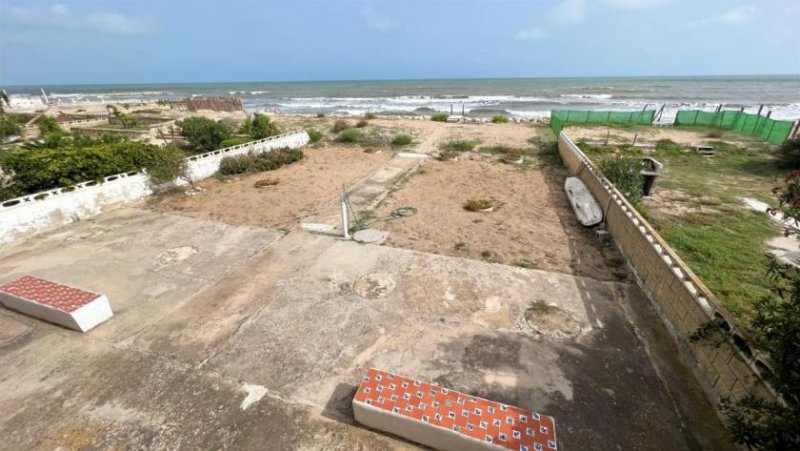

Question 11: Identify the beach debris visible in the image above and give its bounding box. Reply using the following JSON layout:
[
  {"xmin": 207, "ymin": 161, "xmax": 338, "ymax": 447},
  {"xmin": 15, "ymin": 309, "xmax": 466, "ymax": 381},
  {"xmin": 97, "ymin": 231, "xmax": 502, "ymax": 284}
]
[
  {"xmin": 184, "ymin": 186, "xmax": 206, "ymax": 196},
  {"xmin": 254, "ymin": 177, "xmax": 279, "ymax": 188},
  {"xmin": 352, "ymin": 272, "xmax": 396, "ymax": 299},
  {"xmin": 463, "ymin": 198, "xmax": 496, "ymax": 212}
]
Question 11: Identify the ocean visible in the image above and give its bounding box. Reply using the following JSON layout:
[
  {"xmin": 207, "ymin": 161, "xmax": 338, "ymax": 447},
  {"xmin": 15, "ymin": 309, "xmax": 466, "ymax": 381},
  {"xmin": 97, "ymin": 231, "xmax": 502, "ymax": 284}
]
[{"xmin": 4, "ymin": 76, "xmax": 800, "ymax": 121}]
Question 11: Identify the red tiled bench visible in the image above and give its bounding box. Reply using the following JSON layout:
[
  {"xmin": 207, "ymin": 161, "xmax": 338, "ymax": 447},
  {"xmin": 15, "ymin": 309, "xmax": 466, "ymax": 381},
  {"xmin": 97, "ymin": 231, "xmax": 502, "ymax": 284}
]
[
  {"xmin": 353, "ymin": 368, "xmax": 557, "ymax": 451},
  {"xmin": 0, "ymin": 275, "xmax": 113, "ymax": 332}
]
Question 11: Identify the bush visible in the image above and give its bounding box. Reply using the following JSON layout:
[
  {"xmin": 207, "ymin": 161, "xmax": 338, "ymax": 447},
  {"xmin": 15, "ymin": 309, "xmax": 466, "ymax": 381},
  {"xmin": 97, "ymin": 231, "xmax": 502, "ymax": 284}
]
[
  {"xmin": 491, "ymin": 115, "xmax": 510, "ymax": 124},
  {"xmin": 598, "ymin": 155, "xmax": 644, "ymax": 206},
  {"xmin": 364, "ymin": 112, "xmax": 378, "ymax": 120},
  {"xmin": 0, "ymin": 116, "xmax": 22, "ymax": 140},
  {"xmin": 0, "ymin": 141, "xmax": 188, "ymax": 200},
  {"xmin": 440, "ymin": 140, "xmax": 477, "ymax": 152},
  {"xmin": 307, "ymin": 129, "xmax": 323, "ymax": 143},
  {"xmin": 331, "ymin": 119, "xmax": 350, "ymax": 133},
  {"xmin": 356, "ymin": 119, "xmax": 369, "ymax": 128},
  {"xmin": 316, "ymin": 112, "xmax": 326, "ymax": 118},
  {"xmin": 431, "ymin": 113, "xmax": 449, "ymax": 122},
  {"xmin": 176, "ymin": 116, "xmax": 232, "ymax": 152},
  {"xmin": 337, "ymin": 128, "xmax": 361, "ymax": 143},
  {"xmin": 36, "ymin": 116, "xmax": 63, "ymax": 136},
  {"xmin": 778, "ymin": 138, "xmax": 800, "ymax": 168},
  {"xmin": 240, "ymin": 113, "xmax": 280, "ymax": 140},
  {"xmin": 218, "ymin": 147, "xmax": 304, "ymax": 176},
  {"xmin": 218, "ymin": 136, "xmax": 255, "ymax": 148},
  {"xmin": 392, "ymin": 134, "xmax": 413, "ymax": 146}
]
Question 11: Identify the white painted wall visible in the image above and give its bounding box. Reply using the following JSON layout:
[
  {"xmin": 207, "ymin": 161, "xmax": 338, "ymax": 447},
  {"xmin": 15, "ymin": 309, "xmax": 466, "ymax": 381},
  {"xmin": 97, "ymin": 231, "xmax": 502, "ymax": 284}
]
[{"xmin": 0, "ymin": 131, "xmax": 309, "ymax": 244}]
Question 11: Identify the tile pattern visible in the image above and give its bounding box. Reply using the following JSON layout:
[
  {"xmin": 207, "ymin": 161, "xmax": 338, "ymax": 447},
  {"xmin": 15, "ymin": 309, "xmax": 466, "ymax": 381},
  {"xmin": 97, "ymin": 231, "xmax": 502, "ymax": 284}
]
[
  {"xmin": 354, "ymin": 368, "xmax": 557, "ymax": 451},
  {"xmin": 0, "ymin": 276, "xmax": 100, "ymax": 313}
]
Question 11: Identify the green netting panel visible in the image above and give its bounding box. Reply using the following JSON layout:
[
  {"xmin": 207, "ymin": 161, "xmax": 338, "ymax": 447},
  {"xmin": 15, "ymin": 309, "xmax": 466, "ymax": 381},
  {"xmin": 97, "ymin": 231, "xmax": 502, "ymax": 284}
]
[
  {"xmin": 550, "ymin": 109, "xmax": 655, "ymax": 135},
  {"xmin": 676, "ymin": 109, "xmax": 796, "ymax": 144}
]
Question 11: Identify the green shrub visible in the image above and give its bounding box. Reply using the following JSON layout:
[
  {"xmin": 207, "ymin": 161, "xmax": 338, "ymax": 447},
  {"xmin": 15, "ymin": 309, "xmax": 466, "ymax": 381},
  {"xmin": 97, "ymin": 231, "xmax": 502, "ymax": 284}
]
[
  {"xmin": 392, "ymin": 134, "xmax": 413, "ymax": 146},
  {"xmin": 0, "ymin": 141, "xmax": 188, "ymax": 200},
  {"xmin": 491, "ymin": 115, "xmax": 510, "ymax": 124},
  {"xmin": 779, "ymin": 138, "xmax": 800, "ymax": 168},
  {"xmin": 239, "ymin": 113, "xmax": 280, "ymax": 140},
  {"xmin": 364, "ymin": 112, "xmax": 378, "ymax": 120},
  {"xmin": 0, "ymin": 116, "xmax": 22, "ymax": 140},
  {"xmin": 431, "ymin": 113, "xmax": 449, "ymax": 122},
  {"xmin": 356, "ymin": 119, "xmax": 369, "ymax": 128},
  {"xmin": 598, "ymin": 155, "xmax": 644, "ymax": 206},
  {"xmin": 218, "ymin": 147, "xmax": 304, "ymax": 175},
  {"xmin": 219, "ymin": 136, "xmax": 255, "ymax": 148},
  {"xmin": 316, "ymin": 112, "xmax": 326, "ymax": 118},
  {"xmin": 176, "ymin": 116, "xmax": 232, "ymax": 152},
  {"xmin": 35, "ymin": 116, "xmax": 63, "ymax": 136},
  {"xmin": 440, "ymin": 140, "xmax": 477, "ymax": 152},
  {"xmin": 307, "ymin": 129, "xmax": 323, "ymax": 143},
  {"xmin": 337, "ymin": 128, "xmax": 362, "ymax": 143},
  {"xmin": 331, "ymin": 119, "xmax": 351, "ymax": 133}
]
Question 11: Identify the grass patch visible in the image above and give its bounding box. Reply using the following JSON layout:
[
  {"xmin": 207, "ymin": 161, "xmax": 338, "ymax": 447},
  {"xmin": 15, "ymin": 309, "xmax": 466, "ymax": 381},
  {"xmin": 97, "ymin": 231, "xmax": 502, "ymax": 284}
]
[
  {"xmin": 491, "ymin": 115, "xmax": 510, "ymax": 124},
  {"xmin": 464, "ymin": 199, "xmax": 495, "ymax": 211},
  {"xmin": 337, "ymin": 128, "xmax": 362, "ymax": 143},
  {"xmin": 431, "ymin": 113, "xmax": 449, "ymax": 122},
  {"xmin": 391, "ymin": 134, "xmax": 413, "ymax": 146},
  {"xmin": 655, "ymin": 210, "xmax": 780, "ymax": 324},
  {"xmin": 218, "ymin": 136, "xmax": 255, "ymax": 148},
  {"xmin": 440, "ymin": 140, "xmax": 478, "ymax": 152},
  {"xmin": 356, "ymin": 119, "xmax": 369, "ymax": 128},
  {"xmin": 363, "ymin": 112, "xmax": 378, "ymax": 120},
  {"xmin": 528, "ymin": 299, "xmax": 552, "ymax": 314}
]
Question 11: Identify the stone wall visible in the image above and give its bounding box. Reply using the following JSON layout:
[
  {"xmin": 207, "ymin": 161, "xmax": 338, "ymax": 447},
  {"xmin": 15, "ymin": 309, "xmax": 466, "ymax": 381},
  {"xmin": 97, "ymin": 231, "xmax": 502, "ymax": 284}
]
[
  {"xmin": 557, "ymin": 131, "xmax": 775, "ymax": 407},
  {"xmin": 0, "ymin": 131, "xmax": 309, "ymax": 244}
]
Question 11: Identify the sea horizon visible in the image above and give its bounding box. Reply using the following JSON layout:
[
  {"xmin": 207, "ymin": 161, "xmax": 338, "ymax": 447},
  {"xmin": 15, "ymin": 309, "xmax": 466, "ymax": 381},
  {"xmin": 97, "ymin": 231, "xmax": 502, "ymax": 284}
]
[{"xmin": 4, "ymin": 74, "xmax": 800, "ymax": 121}]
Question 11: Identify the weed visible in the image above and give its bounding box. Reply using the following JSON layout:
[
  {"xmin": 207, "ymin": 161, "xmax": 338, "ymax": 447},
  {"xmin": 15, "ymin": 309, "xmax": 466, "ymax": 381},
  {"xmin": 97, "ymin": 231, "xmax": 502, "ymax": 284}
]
[
  {"xmin": 356, "ymin": 119, "xmax": 369, "ymax": 128},
  {"xmin": 337, "ymin": 128, "xmax": 362, "ymax": 143},
  {"xmin": 316, "ymin": 112, "xmax": 326, "ymax": 118},
  {"xmin": 480, "ymin": 250, "xmax": 498, "ymax": 262},
  {"xmin": 528, "ymin": 299, "xmax": 551, "ymax": 314},
  {"xmin": 363, "ymin": 112, "xmax": 378, "ymax": 120},
  {"xmin": 307, "ymin": 129, "xmax": 323, "ymax": 143},
  {"xmin": 331, "ymin": 119, "xmax": 350, "ymax": 133},
  {"xmin": 440, "ymin": 140, "xmax": 478, "ymax": 152},
  {"xmin": 516, "ymin": 260, "xmax": 536, "ymax": 269},
  {"xmin": 454, "ymin": 242, "xmax": 468, "ymax": 251},
  {"xmin": 392, "ymin": 134, "xmax": 413, "ymax": 146},
  {"xmin": 491, "ymin": 115, "xmax": 510, "ymax": 124},
  {"xmin": 254, "ymin": 177, "xmax": 279, "ymax": 188},
  {"xmin": 431, "ymin": 113, "xmax": 449, "ymax": 122},
  {"xmin": 218, "ymin": 147, "xmax": 303, "ymax": 176}
]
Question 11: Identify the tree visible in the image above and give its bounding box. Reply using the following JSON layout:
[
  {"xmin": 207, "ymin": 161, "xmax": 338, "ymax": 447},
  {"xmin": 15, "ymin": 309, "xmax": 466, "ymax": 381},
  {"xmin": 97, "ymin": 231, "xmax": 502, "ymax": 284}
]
[
  {"xmin": 176, "ymin": 116, "xmax": 231, "ymax": 152},
  {"xmin": 0, "ymin": 115, "xmax": 21, "ymax": 141},
  {"xmin": 723, "ymin": 171, "xmax": 800, "ymax": 449},
  {"xmin": 106, "ymin": 105, "xmax": 138, "ymax": 130}
]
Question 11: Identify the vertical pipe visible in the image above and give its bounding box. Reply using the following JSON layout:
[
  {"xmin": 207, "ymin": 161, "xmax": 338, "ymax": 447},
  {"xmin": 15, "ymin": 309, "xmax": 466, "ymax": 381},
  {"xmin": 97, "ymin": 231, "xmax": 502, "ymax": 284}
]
[{"xmin": 341, "ymin": 187, "xmax": 350, "ymax": 239}]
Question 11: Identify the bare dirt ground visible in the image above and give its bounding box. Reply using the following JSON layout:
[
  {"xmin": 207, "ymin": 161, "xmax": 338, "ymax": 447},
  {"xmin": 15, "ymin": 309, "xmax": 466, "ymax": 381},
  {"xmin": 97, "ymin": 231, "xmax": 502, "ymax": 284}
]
[
  {"xmin": 374, "ymin": 154, "xmax": 627, "ymax": 281},
  {"xmin": 148, "ymin": 146, "xmax": 392, "ymax": 229}
]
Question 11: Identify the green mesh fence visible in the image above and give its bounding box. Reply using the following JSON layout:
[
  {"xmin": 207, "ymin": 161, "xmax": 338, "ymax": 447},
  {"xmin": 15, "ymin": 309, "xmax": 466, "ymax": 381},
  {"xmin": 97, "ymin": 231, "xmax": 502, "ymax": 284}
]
[
  {"xmin": 549, "ymin": 110, "xmax": 656, "ymax": 135},
  {"xmin": 675, "ymin": 110, "xmax": 796, "ymax": 145}
]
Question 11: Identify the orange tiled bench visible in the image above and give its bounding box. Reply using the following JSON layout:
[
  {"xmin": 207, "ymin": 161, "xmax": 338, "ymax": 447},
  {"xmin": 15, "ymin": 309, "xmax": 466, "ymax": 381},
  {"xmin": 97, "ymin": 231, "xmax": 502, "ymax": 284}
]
[
  {"xmin": 353, "ymin": 368, "xmax": 557, "ymax": 451},
  {"xmin": 0, "ymin": 276, "xmax": 113, "ymax": 332}
]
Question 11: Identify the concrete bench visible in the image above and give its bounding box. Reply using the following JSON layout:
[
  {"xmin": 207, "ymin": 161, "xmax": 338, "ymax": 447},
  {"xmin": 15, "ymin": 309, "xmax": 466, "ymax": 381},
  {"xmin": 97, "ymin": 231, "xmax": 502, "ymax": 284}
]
[
  {"xmin": 353, "ymin": 368, "xmax": 557, "ymax": 451},
  {"xmin": 0, "ymin": 275, "xmax": 113, "ymax": 332}
]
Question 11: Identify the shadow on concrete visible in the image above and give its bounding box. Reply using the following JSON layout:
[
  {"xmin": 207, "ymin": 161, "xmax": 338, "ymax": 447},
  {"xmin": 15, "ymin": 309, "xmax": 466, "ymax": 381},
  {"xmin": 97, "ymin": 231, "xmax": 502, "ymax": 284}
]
[
  {"xmin": 539, "ymin": 155, "xmax": 734, "ymax": 450},
  {"xmin": 321, "ymin": 382, "xmax": 358, "ymax": 423}
]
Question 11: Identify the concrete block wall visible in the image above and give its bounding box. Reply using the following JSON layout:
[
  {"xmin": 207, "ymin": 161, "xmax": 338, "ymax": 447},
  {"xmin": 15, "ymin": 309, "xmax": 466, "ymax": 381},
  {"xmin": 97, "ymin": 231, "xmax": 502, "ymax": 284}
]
[
  {"xmin": 557, "ymin": 132, "xmax": 775, "ymax": 407},
  {"xmin": 0, "ymin": 131, "xmax": 310, "ymax": 244}
]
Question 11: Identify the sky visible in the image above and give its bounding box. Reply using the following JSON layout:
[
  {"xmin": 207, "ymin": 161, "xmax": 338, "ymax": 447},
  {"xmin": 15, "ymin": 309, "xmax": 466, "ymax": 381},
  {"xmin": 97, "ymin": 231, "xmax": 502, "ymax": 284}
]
[{"xmin": 1, "ymin": 0, "xmax": 799, "ymax": 85}]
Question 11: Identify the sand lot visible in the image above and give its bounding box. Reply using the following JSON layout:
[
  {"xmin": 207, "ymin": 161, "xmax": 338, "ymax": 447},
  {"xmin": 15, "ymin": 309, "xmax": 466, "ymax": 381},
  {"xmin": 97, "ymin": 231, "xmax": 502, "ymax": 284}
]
[
  {"xmin": 148, "ymin": 146, "xmax": 392, "ymax": 229},
  {"xmin": 374, "ymin": 155, "xmax": 626, "ymax": 281}
]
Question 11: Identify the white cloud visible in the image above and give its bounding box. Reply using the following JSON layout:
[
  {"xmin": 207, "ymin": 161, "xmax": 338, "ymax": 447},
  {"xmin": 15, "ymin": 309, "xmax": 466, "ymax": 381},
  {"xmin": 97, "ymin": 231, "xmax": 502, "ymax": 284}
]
[
  {"xmin": 361, "ymin": 5, "xmax": 395, "ymax": 33},
  {"xmin": 687, "ymin": 4, "xmax": 756, "ymax": 27},
  {"xmin": 606, "ymin": 0, "xmax": 671, "ymax": 9},
  {"xmin": 515, "ymin": 27, "xmax": 550, "ymax": 42},
  {"xmin": 5, "ymin": 3, "xmax": 151, "ymax": 36}
]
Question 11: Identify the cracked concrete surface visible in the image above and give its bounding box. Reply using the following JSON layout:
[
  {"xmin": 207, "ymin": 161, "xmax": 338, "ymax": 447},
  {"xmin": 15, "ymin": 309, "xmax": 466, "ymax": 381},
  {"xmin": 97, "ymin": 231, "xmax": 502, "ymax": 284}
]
[{"xmin": 0, "ymin": 207, "xmax": 731, "ymax": 450}]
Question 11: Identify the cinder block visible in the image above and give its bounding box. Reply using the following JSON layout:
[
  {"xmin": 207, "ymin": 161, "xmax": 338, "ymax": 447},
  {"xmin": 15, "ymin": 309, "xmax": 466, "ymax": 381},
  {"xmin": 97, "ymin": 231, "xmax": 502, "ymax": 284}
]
[
  {"xmin": 353, "ymin": 369, "xmax": 557, "ymax": 451},
  {"xmin": 0, "ymin": 275, "xmax": 113, "ymax": 332}
]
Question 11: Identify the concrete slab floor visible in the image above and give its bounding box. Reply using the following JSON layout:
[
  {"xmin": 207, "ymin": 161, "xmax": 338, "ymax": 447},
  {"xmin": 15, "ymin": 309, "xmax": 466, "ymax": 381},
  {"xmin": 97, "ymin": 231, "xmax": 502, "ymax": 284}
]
[{"xmin": 0, "ymin": 207, "xmax": 731, "ymax": 450}]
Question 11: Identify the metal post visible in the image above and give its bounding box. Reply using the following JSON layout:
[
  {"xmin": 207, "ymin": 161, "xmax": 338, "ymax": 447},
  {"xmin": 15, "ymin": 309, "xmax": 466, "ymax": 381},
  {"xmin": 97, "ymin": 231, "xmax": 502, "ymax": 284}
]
[{"xmin": 341, "ymin": 186, "xmax": 350, "ymax": 239}]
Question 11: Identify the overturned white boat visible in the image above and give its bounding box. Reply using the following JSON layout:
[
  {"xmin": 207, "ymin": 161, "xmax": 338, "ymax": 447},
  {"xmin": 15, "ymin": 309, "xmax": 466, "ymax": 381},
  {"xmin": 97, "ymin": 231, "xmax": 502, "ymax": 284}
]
[{"xmin": 564, "ymin": 176, "xmax": 603, "ymax": 227}]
